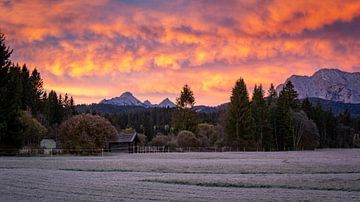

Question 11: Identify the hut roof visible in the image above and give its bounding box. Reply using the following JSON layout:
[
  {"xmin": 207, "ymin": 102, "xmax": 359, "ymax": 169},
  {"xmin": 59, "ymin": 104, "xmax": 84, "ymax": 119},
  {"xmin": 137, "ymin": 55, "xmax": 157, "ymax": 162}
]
[
  {"xmin": 40, "ymin": 139, "xmax": 56, "ymax": 149},
  {"xmin": 113, "ymin": 132, "xmax": 138, "ymax": 143}
]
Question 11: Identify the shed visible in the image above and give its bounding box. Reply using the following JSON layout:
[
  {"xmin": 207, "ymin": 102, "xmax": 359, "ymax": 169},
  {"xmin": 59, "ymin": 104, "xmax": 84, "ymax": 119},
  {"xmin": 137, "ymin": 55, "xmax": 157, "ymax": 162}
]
[
  {"xmin": 40, "ymin": 139, "xmax": 56, "ymax": 155},
  {"xmin": 109, "ymin": 132, "xmax": 139, "ymax": 153}
]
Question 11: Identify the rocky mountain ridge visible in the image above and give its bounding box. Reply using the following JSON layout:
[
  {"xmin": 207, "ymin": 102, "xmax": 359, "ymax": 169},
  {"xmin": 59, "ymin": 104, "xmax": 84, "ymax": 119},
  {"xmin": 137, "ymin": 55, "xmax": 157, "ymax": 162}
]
[
  {"xmin": 276, "ymin": 68, "xmax": 360, "ymax": 103},
  {"xmin": 100, "ymin": 92, "xmax": 176, "ymax": 108}
]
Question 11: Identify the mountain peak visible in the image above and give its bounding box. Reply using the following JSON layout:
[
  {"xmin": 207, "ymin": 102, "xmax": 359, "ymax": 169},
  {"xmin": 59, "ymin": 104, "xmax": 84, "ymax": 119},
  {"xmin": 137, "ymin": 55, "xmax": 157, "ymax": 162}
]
[
  {"xmin": 100, "ymin": 91, "xmax": 143, "ymax": 106},
  {"xmin": 276, "ymin": 68, "xmax": 360, "ymax": 103},
  {"xmin": 158, "ymin": 98, "xmax": 176, "ymax": 108},
  {"xmin": 100, "ymin": 92, "xmax": 177, "ymax": 108},
  {"xmin": 143, "ymin": 100, "xmax": 153, "ymax": 108},
  {"xmin": 120, "ymin": 91, "xmax": 134, "ymax": 97}
]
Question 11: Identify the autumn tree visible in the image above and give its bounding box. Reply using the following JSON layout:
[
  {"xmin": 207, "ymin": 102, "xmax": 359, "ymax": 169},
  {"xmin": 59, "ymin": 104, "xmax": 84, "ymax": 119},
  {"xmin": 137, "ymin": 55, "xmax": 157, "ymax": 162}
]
[
  {"xmin": 19, "ymin": 111, "xmax": 47, "ymax": 148},
  {"xmin": 59, "ymin": 114, "xmax": 117, "ymax": 151},
  {"xmin": 292, "ymin": 111, "xmax": 319, "ymax": 150},
  {"xmin": 177, "ymin": 130, "xmax": 200, "ymax": 148}
]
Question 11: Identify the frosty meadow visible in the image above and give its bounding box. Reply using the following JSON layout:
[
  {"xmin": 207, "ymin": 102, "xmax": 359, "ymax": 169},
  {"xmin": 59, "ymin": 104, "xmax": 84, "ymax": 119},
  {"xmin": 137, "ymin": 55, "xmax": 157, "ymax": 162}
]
[{"xmin": 0, "ymin": 149, "xmax": 359, "ymax": 201}]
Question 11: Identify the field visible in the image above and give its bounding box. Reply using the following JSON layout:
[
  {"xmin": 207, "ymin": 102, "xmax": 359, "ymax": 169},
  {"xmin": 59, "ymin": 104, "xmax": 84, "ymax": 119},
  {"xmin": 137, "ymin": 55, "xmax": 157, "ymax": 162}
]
[{"xmin": 0, "ymin": 149, "xmax": 360, "ymax": 201}]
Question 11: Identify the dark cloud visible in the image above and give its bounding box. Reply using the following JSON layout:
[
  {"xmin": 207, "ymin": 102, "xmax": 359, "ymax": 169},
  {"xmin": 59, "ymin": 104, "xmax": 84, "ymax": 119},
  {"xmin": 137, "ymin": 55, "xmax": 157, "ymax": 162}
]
[{"xmin": 302, "ymin": 16, "xmax": 360, "ymax": 39}]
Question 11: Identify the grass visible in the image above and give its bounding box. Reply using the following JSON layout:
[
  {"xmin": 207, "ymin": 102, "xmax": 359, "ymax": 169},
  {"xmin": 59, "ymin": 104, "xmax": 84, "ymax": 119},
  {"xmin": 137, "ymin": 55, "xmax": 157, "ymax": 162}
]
[{"xmin": 143, "ymin": 179, "xmax": 360, "ymax": 192}]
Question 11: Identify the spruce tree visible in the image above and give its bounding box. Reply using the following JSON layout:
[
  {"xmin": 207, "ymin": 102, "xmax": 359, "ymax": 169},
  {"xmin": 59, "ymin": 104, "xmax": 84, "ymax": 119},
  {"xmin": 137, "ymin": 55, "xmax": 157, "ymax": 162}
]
[
  {"xmin": 20, "ymin": 64, "xmax": 31, "ymax": 110},
  {"xmin": 276, "ymin": 81, "xmax": 299, "ymax": 150},
  {"xmin": 0, "ymin": 34, "xmax": 25, "ymax": 149},
  {"xmin": 301, "ymin": 98, "xmax": 313, "ymax": 117},
  {"xmin": 176, "ymin": 84, "xmax": 195, "ymax": 109},
  {"xmin": 29, "ymin": 68, "xmax": 44, "ymax": 116},
  {"xmin": 0, "ymin": 33, "xmax": 12, "ymax": 140},
  {"xmin": 225, "ymin": 78, "xmax": 255, "ymax": 148},
  {"xmin": 251, "ymin": 84, "xmax": 269, "ymax": 150},
  {"xmin": 267, "ymin": 83, "xmax": 277, "ymax": 105},
  {"xmin": 171, "ymin": 85, "xmax": 198, "ymax": 133},
  {"xmin": 267, "ymin": 83, "xmax": 278, "ymax": 150}
]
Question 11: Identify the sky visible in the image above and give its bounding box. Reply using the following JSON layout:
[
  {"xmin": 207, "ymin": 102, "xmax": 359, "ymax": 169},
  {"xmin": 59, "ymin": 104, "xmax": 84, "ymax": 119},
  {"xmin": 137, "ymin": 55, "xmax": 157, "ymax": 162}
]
[{"xmin": 1, "ymin": 0, "xmax": 360, "ymax": 106}]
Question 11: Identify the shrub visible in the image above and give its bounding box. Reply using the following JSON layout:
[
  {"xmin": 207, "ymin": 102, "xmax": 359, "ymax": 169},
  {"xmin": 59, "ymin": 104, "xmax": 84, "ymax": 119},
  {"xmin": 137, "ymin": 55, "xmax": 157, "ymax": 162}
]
[
  {"xmin": 59, "ymin": 114, "xmax": 117, "ymax": 150},
  {"xmin": 150, "ymin": 133, "xmax": 169, "ymax": 146},
  {"xmin": 137, "ymin": 133, "xmax": 146, "ymax": 146},
  {"xmin": 19, "ymin": 111, "xmax": 47, "ymax": 148},
  {"xmin": 177, "ymin": 130, "xmax": 200, "ymax": 148}
]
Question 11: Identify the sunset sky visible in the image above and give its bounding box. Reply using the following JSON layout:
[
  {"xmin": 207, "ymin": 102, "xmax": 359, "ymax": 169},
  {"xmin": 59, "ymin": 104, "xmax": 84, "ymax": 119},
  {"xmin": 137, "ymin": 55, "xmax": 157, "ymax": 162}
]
[{"xmin": 1, "ymin": 0, "xmax": 360, "ymax": 106}]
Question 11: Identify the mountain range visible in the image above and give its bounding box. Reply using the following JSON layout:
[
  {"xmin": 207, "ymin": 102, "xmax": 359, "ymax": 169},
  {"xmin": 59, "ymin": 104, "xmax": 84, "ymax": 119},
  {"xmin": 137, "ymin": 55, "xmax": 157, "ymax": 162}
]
[
  {"xmin": 276, "ymin": 68, "xmax": 360, "ymax": 103},
  {"xmin": 76, "ymin": 68, "xmax": 360, "ymax": 116},
  {"xmin": 100, "ymin": 92, "xmax": 176, "ymax": 108}
]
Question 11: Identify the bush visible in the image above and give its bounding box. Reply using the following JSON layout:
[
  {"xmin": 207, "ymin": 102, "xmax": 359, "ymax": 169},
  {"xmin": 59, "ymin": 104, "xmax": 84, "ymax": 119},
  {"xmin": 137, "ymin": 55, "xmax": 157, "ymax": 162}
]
[
  {"xmin": 59, "ymin": 114, "xmax": 117, "ymax": 150},
  {"xmin": 197, "ymin": 123, "xmax": 221, "ymax": 147},
  {"xmin": 19, "ymin": 111, "xmax": 47, "ymax": 148},
  {"xmin": 177, "ymin": 130, "xmax": 200, "ymax": 148},
  {"xmin": 137, "ymin": 133, "xmax": 146, "ymax": 146},
  {"xmin": 150, "ymin": 134, "xmax": 169, "ymax": 146},
  {"xmin": 292, "ymin": 111, "xmax": 319, "ymax": 150}
]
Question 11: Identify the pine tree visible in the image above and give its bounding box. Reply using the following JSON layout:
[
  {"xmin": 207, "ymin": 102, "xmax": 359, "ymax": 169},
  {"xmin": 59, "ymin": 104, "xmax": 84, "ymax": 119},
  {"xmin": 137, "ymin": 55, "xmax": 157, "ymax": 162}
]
[
  {"xmin": 20, "ymin": 64, "xmax": 31, "ymax": 110},
  {"xmin": 267, "ymin": 83, "xmax": 277, "ymax": 105},
  {"xmin": 267, "ymin": 83, "xmax": 278, "ymax": 150},
  {"xmin": 1, "ymin": 65, "xmax": 25, "ymax": 149},
  {"xmin": 171, "ymin": 85, "xmax": 198, "ymax": 133},
  {"xmin": 251, "ymin": 84, "xmax": 269, "ymax": 150},
  {"xmin": 0, "ymin": 34, "xmax": 25, "ymax": 149},
  {"xmin": 301, "ymin": 98, "xmax": 313, "ymax": 117},
  {"xmin": 0, "ymin": 33, "xmax": 13, "ymax": 140},
  {"xmin": 225, "ymin": 78, "xmax": 255, "ymax": 148},
  {"xmin": 176, "ymin": 84, "xmax": 195, "ymax": 109},
  {"xmin": 339, "ymin": 109, "xmax": 351, "ymax": 127},
  {"xmin": 46, "ymin": 90, "xmax": 63, "ymax": 126},
  {"xmin": 276, "ymin": 81, "xmax": 299, "ymax": 150},
  {"xmin": 29, "ymin": 68, "xmax": 44, "ymax": 116}
]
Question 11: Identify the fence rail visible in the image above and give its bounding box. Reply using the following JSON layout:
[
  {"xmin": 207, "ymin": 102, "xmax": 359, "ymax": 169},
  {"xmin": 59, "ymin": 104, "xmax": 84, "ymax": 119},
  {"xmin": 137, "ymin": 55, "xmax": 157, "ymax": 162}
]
[{"xmin": 0, "ymin": 146, "xmax": 295, "ymax": 156}]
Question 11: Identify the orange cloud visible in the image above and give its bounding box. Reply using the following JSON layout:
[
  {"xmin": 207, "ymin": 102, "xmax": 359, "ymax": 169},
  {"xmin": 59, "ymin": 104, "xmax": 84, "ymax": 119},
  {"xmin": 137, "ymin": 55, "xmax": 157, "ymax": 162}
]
[{"xmin": 1, "ymin": 0, "xmax": 360, "ymax": 105}]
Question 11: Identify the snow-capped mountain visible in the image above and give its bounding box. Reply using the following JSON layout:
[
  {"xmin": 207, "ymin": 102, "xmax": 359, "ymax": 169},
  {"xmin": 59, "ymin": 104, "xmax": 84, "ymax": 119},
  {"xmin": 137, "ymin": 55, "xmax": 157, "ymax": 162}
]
[
  {"xmin": 100, "ymin": 92, "xmax": 176, "ymax": 108},
  {"xmin": 143, "ymin": 100, "xmax": 153, "ymax": 108},
  {"xmin": 276, "ymin": 68, "xmax": 360, "ymax": 103},
  {"xmin": 158, "ymin": 98, "xmax": 177, "ymax": 108},
  {"xmin": 100, "ymin": 92, "xmax": 144, "ymax": 106}
]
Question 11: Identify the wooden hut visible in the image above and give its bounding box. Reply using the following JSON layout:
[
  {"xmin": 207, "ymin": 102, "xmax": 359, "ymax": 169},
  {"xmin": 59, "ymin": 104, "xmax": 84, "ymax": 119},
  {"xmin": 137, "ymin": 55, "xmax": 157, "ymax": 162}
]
[{"xmin": 109, "ymin": 132, "xmax": 139, "ymax": 153}]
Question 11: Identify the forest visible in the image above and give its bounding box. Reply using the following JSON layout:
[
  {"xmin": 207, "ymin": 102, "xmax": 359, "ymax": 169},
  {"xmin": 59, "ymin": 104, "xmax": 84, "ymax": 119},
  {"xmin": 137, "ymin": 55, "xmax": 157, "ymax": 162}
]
[{"xmin": 1, "ymin": 32, "xmax": 359, "ymax": 153}]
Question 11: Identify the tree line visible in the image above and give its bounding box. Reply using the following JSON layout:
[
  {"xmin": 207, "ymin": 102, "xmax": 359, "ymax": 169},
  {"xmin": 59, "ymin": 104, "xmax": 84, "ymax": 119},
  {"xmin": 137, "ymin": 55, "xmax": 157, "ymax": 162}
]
[
  {"xmin": 102, "ymin": 79, "xmax": 359, "ymax": 150},
  {"xmin": 0, "ymin": 33, "xmax": 76, "ymax": 151},
  {"xmin": 1, "ymin": 31, "xmax": 359, "ymax": 152}
]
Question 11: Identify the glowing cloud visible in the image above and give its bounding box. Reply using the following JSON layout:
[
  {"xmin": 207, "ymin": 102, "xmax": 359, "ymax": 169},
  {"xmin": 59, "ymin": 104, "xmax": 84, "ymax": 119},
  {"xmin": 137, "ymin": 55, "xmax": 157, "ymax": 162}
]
[{"xmin": 1, "ymin": 0, "xmax": 360, "ymax": 105}]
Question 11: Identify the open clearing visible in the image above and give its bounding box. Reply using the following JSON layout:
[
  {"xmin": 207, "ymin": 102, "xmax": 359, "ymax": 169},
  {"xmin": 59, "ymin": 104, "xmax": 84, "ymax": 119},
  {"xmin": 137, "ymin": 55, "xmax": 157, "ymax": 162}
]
[{"xmin": 0, "ymin": 149, "xmax": 360, "ymax": 201}]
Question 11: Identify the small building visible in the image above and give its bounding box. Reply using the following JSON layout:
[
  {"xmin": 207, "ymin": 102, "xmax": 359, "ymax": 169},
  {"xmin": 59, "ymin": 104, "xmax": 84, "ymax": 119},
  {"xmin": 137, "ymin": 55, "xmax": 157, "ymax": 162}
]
[
  {"xmin": 40, "ymin": 139, "xmax": 56, "ymax": 155},
  {"xmin": 109, "ymin": 132, "xmax": 139, "ymax": 153}
]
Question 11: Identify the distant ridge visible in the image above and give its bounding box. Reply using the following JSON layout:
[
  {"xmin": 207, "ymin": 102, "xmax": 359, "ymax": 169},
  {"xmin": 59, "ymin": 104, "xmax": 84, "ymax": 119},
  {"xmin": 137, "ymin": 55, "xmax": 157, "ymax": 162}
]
[
  {"xmin": 100, "ymin": 92, "xmax": 143, "ymax": 106},
  {"xmin": 100, "ymin": 92, "xmax": 176, "ymax": 108},
  {"xmin": 276, "ymin": 68, "xmax": 360, "ymax": 103},
  {"xmin": 77, "ymin": 68, "xmax": 360, "ymax": 116},
  {"xmin": 158, "ymin": 98, "xmax": 176, "ymax": 108}
]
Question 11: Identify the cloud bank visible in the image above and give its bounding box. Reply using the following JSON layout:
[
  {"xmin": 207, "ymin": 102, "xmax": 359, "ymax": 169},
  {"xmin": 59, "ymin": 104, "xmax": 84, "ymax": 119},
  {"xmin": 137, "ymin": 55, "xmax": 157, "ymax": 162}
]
[{"xmin": 1, "ymin": 0, "xmax": 360, "ymax": 105}]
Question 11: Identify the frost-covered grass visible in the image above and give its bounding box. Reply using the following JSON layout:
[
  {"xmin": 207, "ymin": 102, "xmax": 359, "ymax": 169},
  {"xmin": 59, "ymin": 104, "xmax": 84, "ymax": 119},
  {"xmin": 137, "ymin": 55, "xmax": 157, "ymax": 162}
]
[{"xmin": 0, "ymin": 149, "xmax": 360, "ymax": 201}]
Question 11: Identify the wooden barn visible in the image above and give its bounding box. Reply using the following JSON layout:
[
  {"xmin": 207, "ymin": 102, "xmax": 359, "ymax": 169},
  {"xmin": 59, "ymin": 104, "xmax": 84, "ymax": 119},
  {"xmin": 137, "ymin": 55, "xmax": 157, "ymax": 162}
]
[{"xmin": 109, "ymin": 132, "xmax": 139, "ymax": 153}]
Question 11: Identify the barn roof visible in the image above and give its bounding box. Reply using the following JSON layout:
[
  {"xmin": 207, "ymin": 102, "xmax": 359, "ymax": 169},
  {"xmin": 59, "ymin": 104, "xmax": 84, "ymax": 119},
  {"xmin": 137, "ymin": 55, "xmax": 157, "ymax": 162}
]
[{"xmin": 113, "ymin": 132, "xmax": 138, "ymax": 143}]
